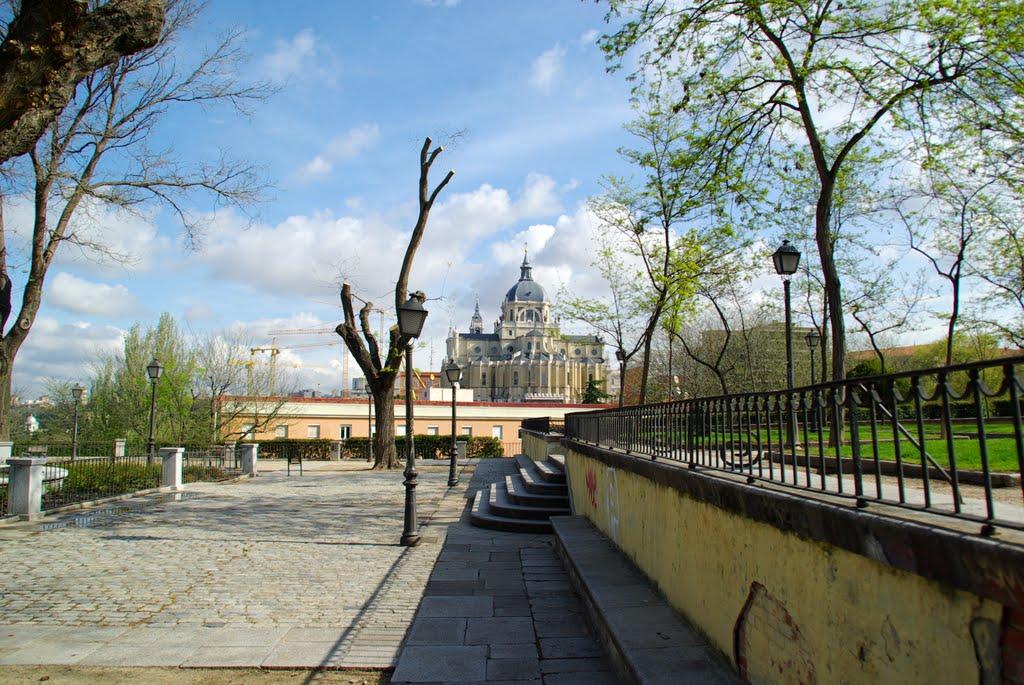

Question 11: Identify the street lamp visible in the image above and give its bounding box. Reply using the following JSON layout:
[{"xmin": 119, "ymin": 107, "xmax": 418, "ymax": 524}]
[
  {"xmin": 615, "ymin": 349, "xmax": 625, "ymax": 407},
  {"xmin": 805, "ymin": 327, "xmax": 821, "ymax": 432},
  {"xmin": 365, "ymin": 386, "xmax": 374, "ymax": 463},
  {"xmin": 397, "ymin": 292, "xmax": 428, "ymax": 547},
  {"xmin": 146, "ymin": 358, "xmax": 163, "ymax": 463},
  {"xmin": 71, "ymin": 383, "xmax": 85, "ymax": 461},
  {"xmin": 444, "ymin": 357, "xmax": 462, "ymax": 487},
  {"xmin": 773, "ymin": 240, "xmax": 801, "ymax": 448}
]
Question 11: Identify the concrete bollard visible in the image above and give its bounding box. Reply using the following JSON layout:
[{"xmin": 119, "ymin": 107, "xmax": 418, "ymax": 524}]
[
  {"xmin": 330, "ymin": 440, "xmax": 342, "ymax": 461},
  {"xmin": 114, "ymin": 438, "xmax": 126, "ymax": 458},
  {"xmin": 238, "ymin": 443, "xmax": 258, "ymax": 475},
  {"xmin": 7, "ymin": 457, "xmax": 46, "ymax": 519},
  {"xmin": 457, "ymin": 441, "xmax": 467, "ymax": 461},
  {"xmin": 0, "ymin": 441, "xmax": 12, "ymax": 465},
  {"xmin": 160, "ymin": 447, "xmax": 183, "ymax": 490}
]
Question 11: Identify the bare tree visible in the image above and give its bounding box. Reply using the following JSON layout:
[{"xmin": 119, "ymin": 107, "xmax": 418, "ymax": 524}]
[
  {"xmin": 0, "ymin": 0, "xmax": 268, "ymax": 438},
  {"xmin": 335, "ymin": 137, "xmax": 453, "ymax": 470},
  {"xmin": 0, "ymin": 0, "xmax": 164, "ymax": 165}
]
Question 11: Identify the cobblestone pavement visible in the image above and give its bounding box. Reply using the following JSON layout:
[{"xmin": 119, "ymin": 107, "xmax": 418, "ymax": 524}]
[{"xmin": 0, "ymin": 460, "xmax": 471, "ymax": 669}]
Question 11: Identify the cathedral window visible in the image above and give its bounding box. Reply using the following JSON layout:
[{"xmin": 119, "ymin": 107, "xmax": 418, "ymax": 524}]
[
  {"xmin": 481, "ymin": 373, "xmax": 487, "ymax": 385},
  {"xmin": 513, "ymin": 371, "xmax": 519, "ymax": 385}
]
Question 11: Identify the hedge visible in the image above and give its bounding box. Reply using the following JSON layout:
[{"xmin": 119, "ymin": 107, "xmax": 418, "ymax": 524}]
[
  {"xmin": 340, "ymin": 435, "xmax": 505, "ymax": 459},
  {"xmin": 258, "ymin": 439, "xmax": 334, "ymax": 460}
]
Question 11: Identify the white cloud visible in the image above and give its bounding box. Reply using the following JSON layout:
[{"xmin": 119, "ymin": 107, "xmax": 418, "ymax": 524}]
[
  {"xmin": 579, "ymin": 29, "xmax": 599, "ymax": 44},
  {"xmin": 529, "ymin": 44, "xmax": 566, "ymax": 93},
  {"xmin": 295, "ymin": 123, "xmax": 381, "ymax": 182},
  {"xmin": 263, "ymin": 28, "xmax": 319, "ymax": 83},
  {"xmin": 12, "ymin": 318, "xmax": 125, "ymax": 395},
  {"xmin": 47, "ymin": 273, "xmax": 140, "ymax": 317}
]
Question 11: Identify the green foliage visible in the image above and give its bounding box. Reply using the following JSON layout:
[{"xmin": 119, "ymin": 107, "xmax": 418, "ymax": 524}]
[
  {"xmin": 61, "ymin": 462, "xmax": 161, "ymax": 493},
  {"xmin": 259, "ymin": 438, "xmax": 334, "ymax": 460},
  {"xmin": 341, "ymin": 435, "xmax": 505, "ymax": 460},
  {"xmin": 183, "ymin": 465, "xmax": 228, "ymax": 482},
  {"xmin": 582, "ymin": 379, "xmax": 611, "ymax": 404}
]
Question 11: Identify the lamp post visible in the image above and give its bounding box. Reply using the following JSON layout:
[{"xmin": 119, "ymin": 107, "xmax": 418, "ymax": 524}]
[
  {"xmin": 365, "ymin": 386, "xmax": 374, "ymax": 463},
  {"xmin": 805, "ymin": 328, "xmax": 821, "ymax": 432},
  {"xmin": 71, "ymin": 383, "xmax": 85, "ymax": 461},
  {"xmin": 772, "ymin": 240, "xmax": 801, "ymax": 448},
  {"xmin": 146, "ymin": 358, "xmax": 163, "ymax": 464},
  {"xmin": 444, "ymin": 358, "xmax": 462, "ymax": 487},
  {"xmin": 615, "ymin": 349, "xmax": 625, "ymax": 407},
  {"xmin": 397, "ymin": 292, "xmax": 428, "ymax": 547}
]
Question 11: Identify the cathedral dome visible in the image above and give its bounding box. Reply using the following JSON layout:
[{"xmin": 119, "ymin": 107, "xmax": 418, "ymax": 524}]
[{"xmin": 504, "ymin": 253, "xmax": 547, "ymax": 303}]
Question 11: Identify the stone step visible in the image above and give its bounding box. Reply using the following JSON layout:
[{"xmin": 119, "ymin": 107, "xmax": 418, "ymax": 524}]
[
  {"xmin": 514, "ymin": 457, "xmax": 566, "ymax": 495},
  {"xmin": 488, "ymin": 481, "xmax": 570, "ymax": 520},
  {"xmin": 469, "ymin": 486, "xmax": 553, "ymax": 534},
  {"xmin": 505, "ymin": 474, "xmax": 569, "ymax": 508},
  {"xmin": 549, "ymin": 454, "xmax": 565, "ymax": 471},
  {"xmin": 515, "ymin": 453, "xmax": 566, "ymax": 485}
]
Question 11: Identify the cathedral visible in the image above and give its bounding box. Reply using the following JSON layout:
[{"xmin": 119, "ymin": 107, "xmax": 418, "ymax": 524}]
[{"xmin": 444, "ymin": 253, "xmax": 607, "ymax": 403}]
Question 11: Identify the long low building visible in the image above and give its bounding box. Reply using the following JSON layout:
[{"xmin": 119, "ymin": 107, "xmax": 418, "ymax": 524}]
[{"xmin": 223, "ymin": 396, "xmax": 605, "ymax": 447}]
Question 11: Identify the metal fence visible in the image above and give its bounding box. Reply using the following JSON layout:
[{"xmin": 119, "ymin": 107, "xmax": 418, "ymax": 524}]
[
  {"xmin": 565, "ymin": 356, "xmax": 1024, "ymax": 533},
  {"xmin": 40, "ymin": 454, "xmax": 160, "ymax": 511},
  {"xmin": 0, "ymin": 466, "xmax": 8, "ymax": 517}
]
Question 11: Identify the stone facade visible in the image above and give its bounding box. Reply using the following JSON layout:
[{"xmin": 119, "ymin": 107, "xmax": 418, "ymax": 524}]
[{"xmin": 444, "ymin": 254, "xmax": 607, "ymax": 403}]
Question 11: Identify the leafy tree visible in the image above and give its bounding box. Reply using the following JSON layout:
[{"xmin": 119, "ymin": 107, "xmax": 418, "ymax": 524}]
[
  {"xmin": 335, "ymin": 137, "xmax": 454, "ymax": 470},
  {"xmin": 0, "ymin": 0, "xmax": 268, "ymax": 438},
  {"xmin": 599, "ymin": 0, "xmax": 1024, "ymax": 393}
]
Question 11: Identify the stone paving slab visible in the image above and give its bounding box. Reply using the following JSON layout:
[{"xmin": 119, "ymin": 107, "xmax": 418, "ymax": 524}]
[{"xmin": 0, "ymin": 461, "xmax": 471, "ymax": 669}]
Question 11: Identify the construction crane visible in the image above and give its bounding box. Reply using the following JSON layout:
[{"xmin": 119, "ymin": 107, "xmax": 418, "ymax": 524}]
[
  {"xmin": 266, "ymin": 326, "xmax": 357, "ymax": 396},
  {"xmin": 243, "ymin": 338, "xmax": 344, "ymax": 395}
]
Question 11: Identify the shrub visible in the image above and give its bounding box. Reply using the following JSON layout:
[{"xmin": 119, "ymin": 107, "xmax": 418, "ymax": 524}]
[
  {"xmin": 183, "ymin": 465, "xmax": 228, "ymax": 482},
  {"xmin": 258, "ymin": 439, "xmax": 334, "ymax": 460},
  {"xmin": 339, "ymin": 435, "xmax": 506, "ymax": 460}
]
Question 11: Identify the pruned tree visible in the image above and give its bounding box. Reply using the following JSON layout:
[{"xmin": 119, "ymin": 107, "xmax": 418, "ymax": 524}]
[
  {"xmin": 0, "ymin": 0, "xmax": 268, "ymax": 438},
  {"xmin": 0, "ymin": 0, "xmax": 164, "ymax": 165},
  {"xmin": 335, "ymin": 137, "xmax": 453, "ymax": 470},
  {"xmin": 599, "ymin": 0, "xmax": 1024, "ymax": 393}
]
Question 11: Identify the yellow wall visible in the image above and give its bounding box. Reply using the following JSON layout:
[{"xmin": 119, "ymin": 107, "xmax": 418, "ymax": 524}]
[{"xmin": 565, "ymin": 448, "xmax": 1003, "ymax": 684}]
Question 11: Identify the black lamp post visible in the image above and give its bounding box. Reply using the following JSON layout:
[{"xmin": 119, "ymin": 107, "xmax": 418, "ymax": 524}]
[
  {"xmin": 71, "ymin": 383, "xmax": 85, "ymax": 462},
  {"xmin": 444, "ymin": 357, "xmax": 462, "ymax": 487},
  {"xmin": 615, "ymin": 349, "xmax": 625, "ymax": 407},
  {"xmin": 772, "ymin": 240, "xmax": 801, "ymax": 447},
  {"xmin": 397, "ymin": 292, "xmax": 428, "ymax": 547},
  {"xmin": 365, "ymin": 386, "xmax": 374, "ymax": 463},
  {"xmin": 146, "ymin": 358, "xmax": 163, "ymax": 463}
]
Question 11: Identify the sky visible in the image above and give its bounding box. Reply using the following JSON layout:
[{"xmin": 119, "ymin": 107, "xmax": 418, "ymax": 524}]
[{"xmin": 11, "ymin": 0, "xmax": 648, "ymax": 398}]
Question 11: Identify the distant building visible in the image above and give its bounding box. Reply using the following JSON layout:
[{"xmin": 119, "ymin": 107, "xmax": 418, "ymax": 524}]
[
  {"xmin": 25, "ymin": 415, "xmax": 39, "ymax": 433},
  {"xmin": 445, "ymin": 252, "xmax": 607, "ymax": 403}
]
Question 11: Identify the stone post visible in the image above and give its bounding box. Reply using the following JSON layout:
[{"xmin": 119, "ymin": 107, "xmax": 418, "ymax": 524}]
[
  {"xmin": 160, "ymin": 447, "xmax": 183, "ymax": 490},
  {"xmin": 0, "ymin": 441, "xmax": 12, "ymax": 465},
  {"xmin": 8, "ymin": 457, "xmax": 46, "ymax": 520},
  {"xmin": 457, "ymin": 441, "xmax": 467, "ymax": 461},
  {"xmin": 238, "ymin": 443, "xmax": 258, "ymax": 476},
  {"xmin": 225, "ymin": 441, "xmax": 237, "ymax": 468},
  {"xmin": 114, "ymin": 439, "xmax": 126, "ymax": 458},
  {"xmin": 330, "ymin": 440, "xmax": 342, "ymax": 461}
]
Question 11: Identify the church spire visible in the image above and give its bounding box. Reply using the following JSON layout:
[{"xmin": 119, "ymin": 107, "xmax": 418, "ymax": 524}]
[
  {"xmin": 470, "ymin": 296, "xmax": 484, "ymax": 333},
  {"xmin": 520, "ymin": 244, "xmax": 533, "ymax": 281}
]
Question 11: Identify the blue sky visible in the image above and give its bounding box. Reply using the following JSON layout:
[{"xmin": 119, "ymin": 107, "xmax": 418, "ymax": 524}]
[{"xmin": 14, "ymin": 1, "xmax": 643, "ymax": 397}]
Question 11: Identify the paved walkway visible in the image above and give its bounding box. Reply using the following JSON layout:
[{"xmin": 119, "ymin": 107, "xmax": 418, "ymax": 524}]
[{"xmin": 0, "ymin": 458, "xmax": 616, "ymax": 683}]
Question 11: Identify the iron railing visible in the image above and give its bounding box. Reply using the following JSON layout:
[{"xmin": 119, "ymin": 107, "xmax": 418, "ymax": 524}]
[
  {"xmin": 0, "ymin": 466, "xmax": 8, "ymax": 517},
  {"xmin": 565, "ymin": 356, "xmax": 1024, "ymax": 533},
  {"xmin": 41, "ymin": 454, "xmax": 161, "ymax": 511},
  {"xmin": 521, "ymin": 417, "xmax": 551, "ymax": 433}
]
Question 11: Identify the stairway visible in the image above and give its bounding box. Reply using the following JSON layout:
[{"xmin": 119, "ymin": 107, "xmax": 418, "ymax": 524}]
[{"xmin": 469, "ymin": 453, "xmax": 570, "ymax": 533}]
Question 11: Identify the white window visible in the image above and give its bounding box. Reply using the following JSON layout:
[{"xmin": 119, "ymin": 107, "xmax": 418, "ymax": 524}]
[
  {"xmin": 492, "ymin": 425, "xmax": 503, "ymax": 439},
  {"xmin": 307, "ymin": 424, "xmax": 320, "ymax": 439},
  {"xmin": 427, "ymin": 426, "xmax": 439, "ymax": 436},
  {"xmin": 461, "ymin": 426, "xmax": 473, "ymax": 436},
  {"xmin": 339, "ymin": 425, "xmax": 352, "ymax": 439},
  {"xmin": 398, "ymin": 424, "xmax": 407, "ymax": 436},
  {"xmin": 275, "ymin": 425, "xmax": 288, "ymax": 439},
  {"xmin": 242, "ymin": 424, "xmax": 255, "ymax": 440}
]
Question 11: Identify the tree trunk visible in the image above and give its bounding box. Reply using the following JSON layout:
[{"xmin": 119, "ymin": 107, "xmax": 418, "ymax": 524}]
[
  {"xmin": 371, "ymin": 378, "xmax": 401, "ymax": 470},
  {"xmin": 817, "ymin": 182, "xmax": 846, "ymax": 448}
]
